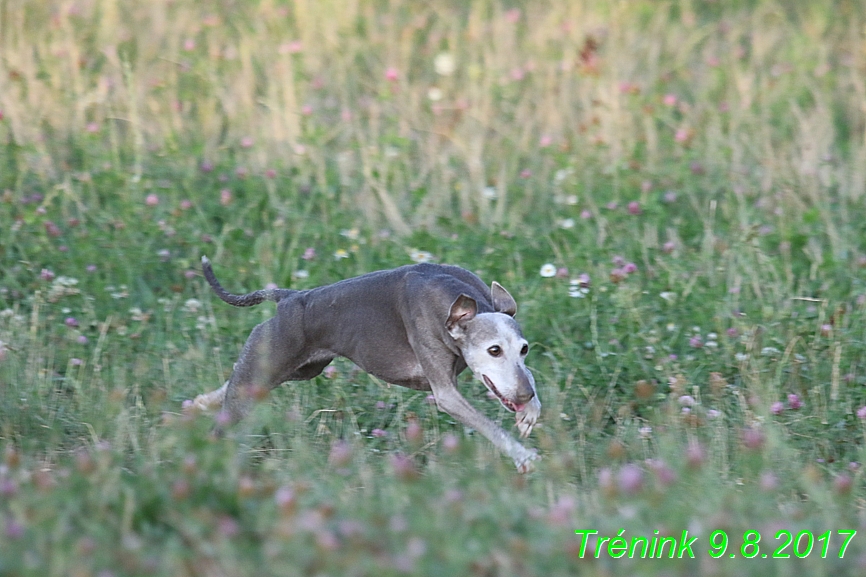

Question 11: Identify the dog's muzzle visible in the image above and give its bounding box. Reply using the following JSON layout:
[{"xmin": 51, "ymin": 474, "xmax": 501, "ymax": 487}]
[{"xmin": 482, "ymin": 374, "xmax": 535, "ymax": 413}]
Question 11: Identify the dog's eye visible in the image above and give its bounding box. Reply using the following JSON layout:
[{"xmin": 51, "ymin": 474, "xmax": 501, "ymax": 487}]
[
  {"xmin": 487, "ymin": 345, "xmax": 502, "ymax": 357},
  {"xmin": 520, "ymin": 344, "xmax": 529, "ymax": 356}
]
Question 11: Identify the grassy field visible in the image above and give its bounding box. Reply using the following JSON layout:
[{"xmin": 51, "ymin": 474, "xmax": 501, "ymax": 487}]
[{"xmin": 3, "ymin": 0, "xmax": 866, "ymax": 574}]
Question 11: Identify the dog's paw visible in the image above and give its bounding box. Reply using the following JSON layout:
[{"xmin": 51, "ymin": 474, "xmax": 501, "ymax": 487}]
[
  {"xmin": 182, "ymin": 395, "xmax": 212, "ymax": 413},
  {"xmin": 185, "ymin": 383, "xmax": 228, "ymax": 413},
  {"xmin": 514, "ymin": 449, "xmax": 540, "ymax": 474},
  {"xmin": 516, "ymin": 396, "xmax": 541, "ymax": 438}
]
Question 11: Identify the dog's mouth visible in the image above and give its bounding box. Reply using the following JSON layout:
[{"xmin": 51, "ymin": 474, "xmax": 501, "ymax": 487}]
[{"xmin": 482, "ymin": 375, "xmax": 525, "ymax": 413}]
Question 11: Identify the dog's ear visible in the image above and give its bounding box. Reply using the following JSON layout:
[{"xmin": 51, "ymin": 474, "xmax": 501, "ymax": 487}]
[
  {"xmin": 491, "ymin": 282, "xmax": 517, "ymax": 317},
  {"xmin": 446, "ymin": 294, "xmax": 477, "ymax": 336}
]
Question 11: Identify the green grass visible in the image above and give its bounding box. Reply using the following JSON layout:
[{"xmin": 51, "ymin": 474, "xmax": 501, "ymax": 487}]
[{"xmin": 3, "ymin": 0, "xmax": 866, "ymax": 575}]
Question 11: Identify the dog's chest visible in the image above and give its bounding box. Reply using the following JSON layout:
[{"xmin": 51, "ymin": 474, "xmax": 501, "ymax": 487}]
[{"xmin": 362, "ymin": 355, "xmax": 430, "ymax": 390}]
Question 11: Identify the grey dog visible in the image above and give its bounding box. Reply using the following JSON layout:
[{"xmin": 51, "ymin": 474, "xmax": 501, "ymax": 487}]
[{"xmin": 188, "ymin": 257, "xmax": 540, "ymax": 472}]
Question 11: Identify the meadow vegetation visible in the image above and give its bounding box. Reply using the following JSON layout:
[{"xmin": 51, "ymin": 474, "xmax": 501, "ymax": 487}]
[{"xmin": 2, "ymin": 0, "xmax": 866, "ymax": 574}]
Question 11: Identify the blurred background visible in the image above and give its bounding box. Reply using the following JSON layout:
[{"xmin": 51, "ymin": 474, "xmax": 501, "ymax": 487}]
[{"xmin": 2, "ymin": 0, "xmax": 864, "ymax": 236}]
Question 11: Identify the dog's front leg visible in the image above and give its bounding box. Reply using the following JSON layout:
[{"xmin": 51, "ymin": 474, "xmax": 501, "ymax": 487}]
[{"xmin": 433, "ymin": 386, "xmax": 539, "ymax": 473}]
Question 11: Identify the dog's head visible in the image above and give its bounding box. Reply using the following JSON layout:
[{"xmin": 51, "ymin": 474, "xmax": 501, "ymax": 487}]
[{"xmin": 446, "ymin": 283, "xmax": 536, "ymax": 413}]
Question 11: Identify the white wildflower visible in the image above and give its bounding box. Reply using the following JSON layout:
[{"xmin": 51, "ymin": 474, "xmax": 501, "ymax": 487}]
[
  {"xmin": 182, "ymin": 298, "xmax": 203, "ymax": 314},
  {"xmin": 410, "ymin": 250, "xmax": 434, "ymax": 264},
  {"xmin": 109, "ymin": 285, "xmax": 128, "ymax": 300},
  {"xmin": 47, "ymin": 276, "xmax": 81, "ymax": 302},
  {"xmin": 539, "ymin": 263, "xmax": 556, "ymax": 278},
  {"xmin": 568, "ymin": 282, "xmax": 590, "ymax": 298},
  {"xmin": 433, "ymin": 52, "xmax": 456, "ymax": 76},
  {"xmin": 129, "ymin": 308, "xmax": 147, "ymax": 322},
  {"xmin": 553, "ymin": 168, "xmax": 573, "ymax": 183}
]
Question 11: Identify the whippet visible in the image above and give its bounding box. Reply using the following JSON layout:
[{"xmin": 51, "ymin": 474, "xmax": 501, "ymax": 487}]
[{"xmin": 188, "ymin": 257, "xmax": 541, "ymax": 472}]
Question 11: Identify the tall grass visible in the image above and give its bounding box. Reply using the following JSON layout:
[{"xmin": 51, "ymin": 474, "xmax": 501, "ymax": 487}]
[
  {"xmin": 2, "ymin": 1, "xmax": 864, "ymax": 234},
  {"xmin": 2, "ymin": 0, "xmax": 866, "ymax": 575}
]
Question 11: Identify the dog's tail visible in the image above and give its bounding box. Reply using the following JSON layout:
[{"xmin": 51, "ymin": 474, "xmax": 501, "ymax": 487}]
[{"xmin": 201, "ymin": 256, "xmax": 296, "ymax": 307}]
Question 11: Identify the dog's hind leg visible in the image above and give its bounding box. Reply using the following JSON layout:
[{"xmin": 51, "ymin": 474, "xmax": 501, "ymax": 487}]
[
  {"xmin": 186, "ymin": 317, "xmax": 324, "ymax": 419},
  {"xmin": 215, "ymin": 315, "xmax": 306, "ymax": 425}
]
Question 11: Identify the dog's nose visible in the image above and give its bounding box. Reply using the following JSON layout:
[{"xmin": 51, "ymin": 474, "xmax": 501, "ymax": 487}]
[
  {"xmin": 515, "ymin": 388, "xmax": 535, "ymax": 406},
  {"xmin": 514, "ymin": 368, "xmax": 535, "ymax": 405}
]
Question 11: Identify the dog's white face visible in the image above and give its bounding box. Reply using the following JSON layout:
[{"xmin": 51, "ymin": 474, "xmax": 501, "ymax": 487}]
[
  {"xmin": 458, "ymin": 313, "xmax": 536, "ymax": 413},
  {"xmin": 445, "ymin": 287, "xmax": 540, "ymax": 438}
]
